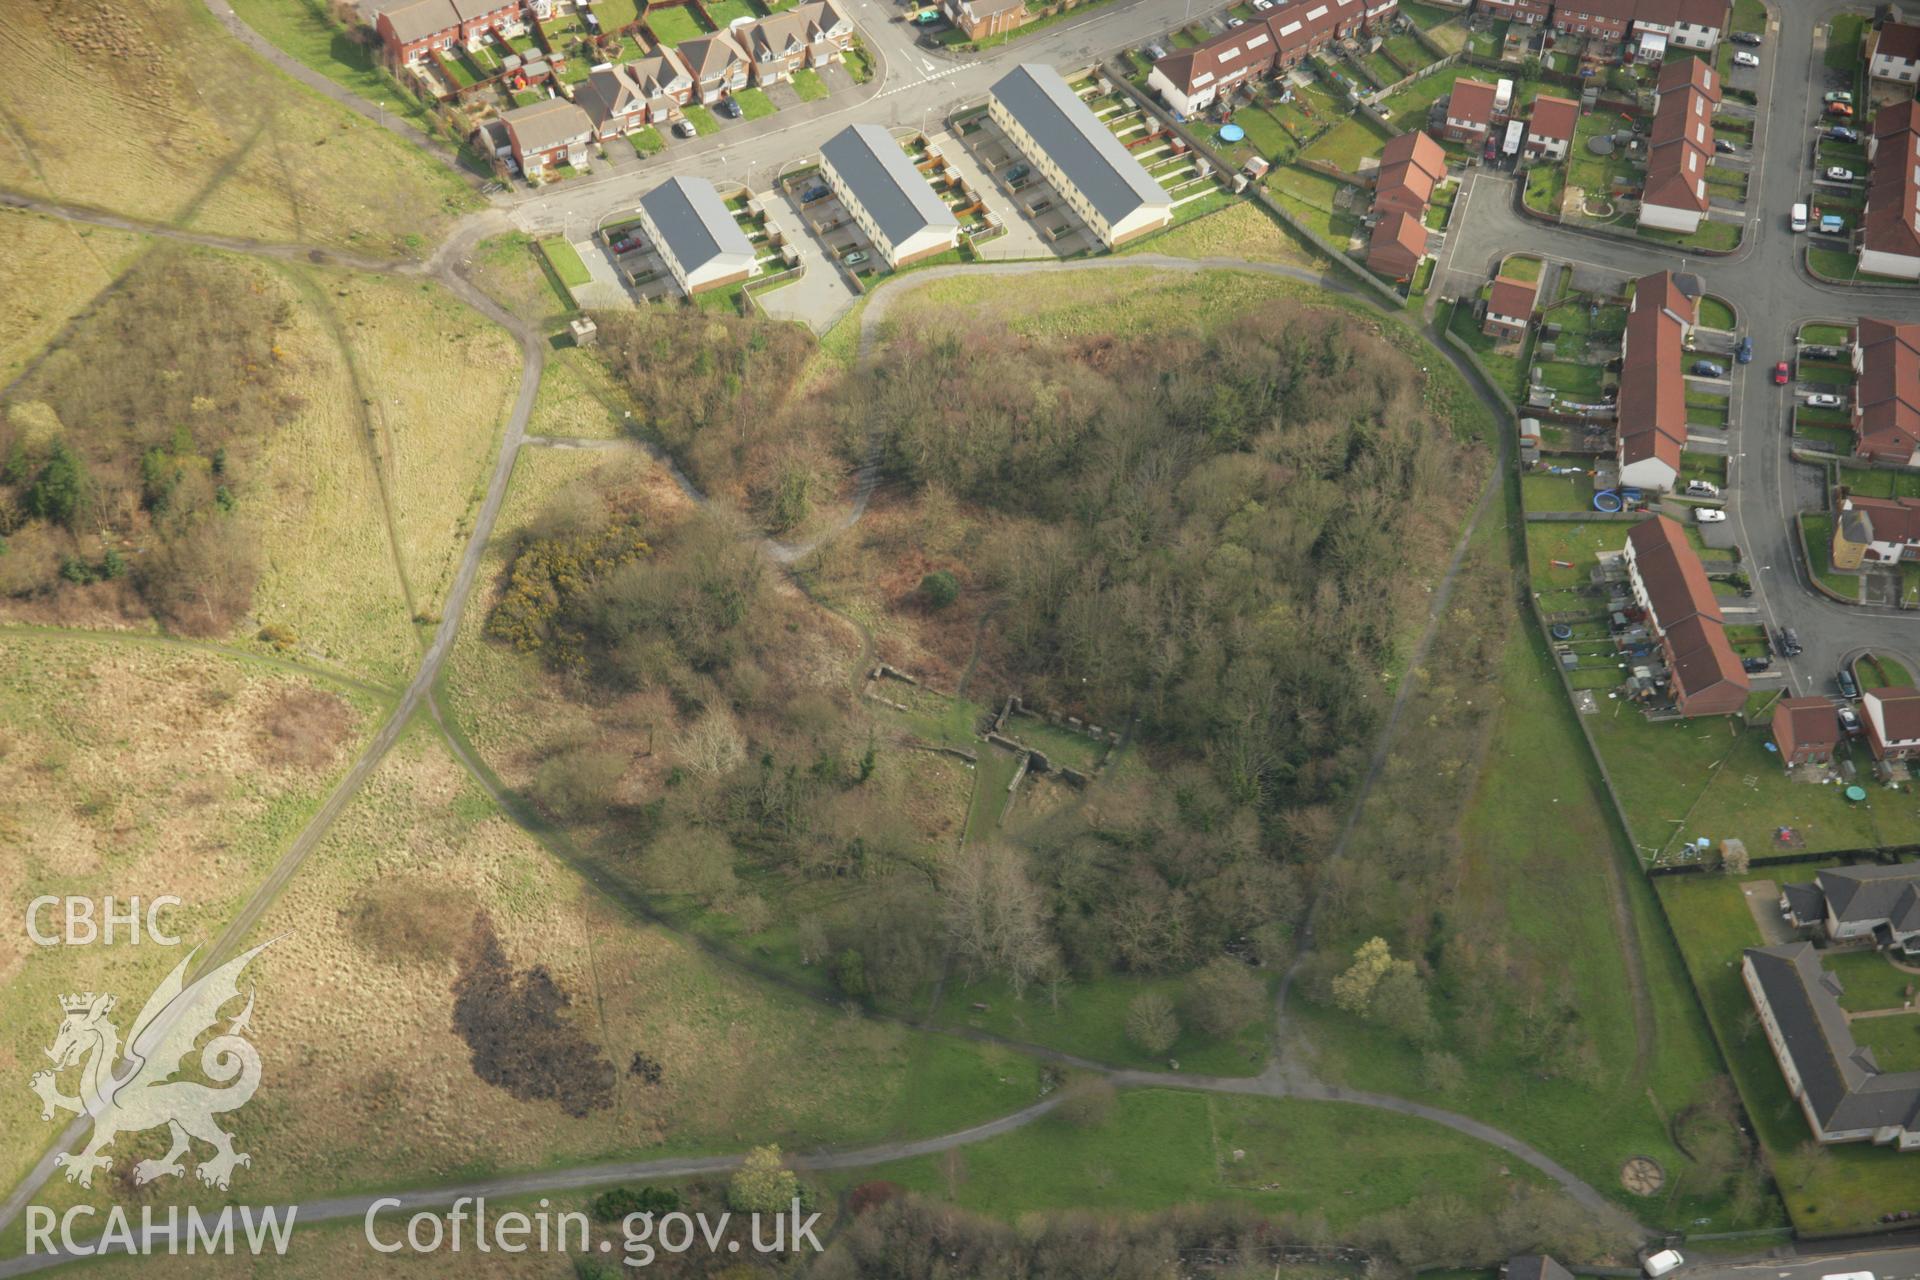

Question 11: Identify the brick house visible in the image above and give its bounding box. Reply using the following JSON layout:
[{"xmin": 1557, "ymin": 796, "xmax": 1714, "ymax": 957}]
[
  {"xmin": 942, "ymin": 0, "xmax": 1027, "ymax": 41},
  {"xmin": 1483, "ymin": 274, "xmax": 1538, "ymax": 340},
  {"xmin": 1366, "ymin": 210, "xmax": 1428, "ymax": 280},
  {"xmin": 1640, "ymin": 56, "xmax": 1717, "ymax": 233},
  {"xmin": 678, "ymin": 30, "xmax": 751, "ymax": 103},
  {"xmin": 1371, "ymin": 130, "xmax": 1447, "ymax": 219},
  {"xmin": 1772, "ymin": 697, "xmax": 1842, "ymax": 767},
  {"xmin": 636, "ymin": 175, "xmax": 758, "ymax": 297},
  {"xmin": 500, "ymin": 97, "xmax": 592, "ymax": 178},
  {"xmin": 1525, "ymin": 94, "xmax": 1579, "ymax": 159},
  {"xmin": 1443, "ymin": 78, "xmax": 1500, "ymax": 144},
  {"xmin": 1147, "ymin": 0, "xmax": 1387, "ymax": 118},
  {"xmin": 1833, "ymin": 491, "xmax": 1920, "ymax": 569},
  {"xmin": 376, "ymin": 0, "xmax": 521, "ymax": 66},
  {"xmin": 576, "ymin": 50, "xmax": 694, "ymax": 138},
  {"xmin": 1861, "ymin": 101, "xmax": 1920, "ymax": 282},
  {"xmin": 739, "ymin": 1, "xmax": 853, "ymax": 84}
]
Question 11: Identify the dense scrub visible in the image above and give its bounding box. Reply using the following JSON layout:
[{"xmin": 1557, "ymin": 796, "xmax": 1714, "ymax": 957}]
[
  {"xmin": 491, "ymin": 295, "xmax": 1479, "ymax": 1022},
  {"xmin": 0, "ymin": 249, "xmax": 288, "ymax": 632}
]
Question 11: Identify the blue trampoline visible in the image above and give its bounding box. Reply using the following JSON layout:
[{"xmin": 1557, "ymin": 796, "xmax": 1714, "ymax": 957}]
[{"xmin": 1218, "ymin": 123, "xmax": 1246, "ymax": 143}]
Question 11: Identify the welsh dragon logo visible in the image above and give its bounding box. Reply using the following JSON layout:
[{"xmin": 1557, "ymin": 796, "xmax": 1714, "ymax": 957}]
[{"xmin": 29, "ymin": 940, "xmax": 276, "ymax": 1192}]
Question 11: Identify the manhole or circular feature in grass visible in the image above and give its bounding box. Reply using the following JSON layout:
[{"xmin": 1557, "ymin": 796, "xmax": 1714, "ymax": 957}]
[
  {"xmin": 1584, "ymin": 197, "xmax": 1616, "ymax": 218},
  {"xmin": 1621, "ymin": 1156, "xmax": 1664, "ymax": 1196},
  {"xmin": 1551, "ymin": 623, "xmax": 1574, "ymax": 640},
  {"xmin": 1588, "ymin": 135, "xmax": 1616, "ymax": 156}
]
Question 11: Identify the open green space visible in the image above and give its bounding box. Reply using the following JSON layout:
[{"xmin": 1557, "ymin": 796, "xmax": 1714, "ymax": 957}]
[
  {"xmin": 1854, "ymin": 1013, "xmax": 1920, "ymax": 1072},
  {"xmin": 1697, "ymin": 296, "xmax": 1736, "ymax": 330},
  {"xmin": 839, "ymin": 1088, "xmax": 1561, "ymax": 1227},
  {"xmin": 1825, "ymin": 948, "xmax": 1919, "ymax": 1013},
  {"xmin": 537, "ymin": 237, "xmax": 591, "ymax": 288},
  {"xmin": 228, "ymin": 0, "xmax": 442, "ymax": 134},
  {"xmin": 1501, "ymin": 253, "xmax": 1543, "ymax": 283},
  {"xmin": 1856, "ymin": 652, "xmax": 1917, "ymax": 689}
]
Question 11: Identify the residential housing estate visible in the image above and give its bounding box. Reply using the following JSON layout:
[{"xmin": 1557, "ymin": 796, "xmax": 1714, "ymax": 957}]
[
  {"xmin": 1621, "ymin": 515, "xmax": 1748, "ymax": 717},
  {"xmin": 1615, "ymin": 270, "xmax": 1693, "ymax": 493},
  {"xmin": 1476, "ymin": 0, "xmax": 1732, "ymax": 52},
  {"xmin": 1782, "ymin": 864, "xmax": 1920, "ymax": 952},
  {"xmin": 1524, "ymin": 94, "xmax": 1579, "ymax": 160},
  {"xmin": 820, "ymin": 124, "xmax": 961, "ymax": 268},
  {"xmin": 1833, "ymin": 490, "xmax": 1920, "ymax": 569},
  {"xmin": 1145, "ymin": 0, "xmax": 1394, "ymax": 119},
  {"xmin": 1864, "ymin": 687, "xmax": 1920, "ymax": 763},
  {"xmin": 989, "ymin": 64, "xmax": 1173, "ymax": 247},
  {"xmin": 1771, "ymin": 697, "xmax": 1842, "ymax": 768},
  {"xmin": 499, "ymin": 97, "xmax": 592, "ymax": 179},
  {"xmin": 1869, "ymin": 18, "xmax": 1920, "ymax": 83}
]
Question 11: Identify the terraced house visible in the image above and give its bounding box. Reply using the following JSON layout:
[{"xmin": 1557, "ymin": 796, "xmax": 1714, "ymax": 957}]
[
  {"xmin": 1145, "ymin": 0, "xmax": 1393, "ymax": 119},
  {"xmin": 1851, "ymin": 317, "xmax": 1920, "ymax": 464},
  {"xmin": 636, "ymin": 176, "xmax": 758, "ymax": 297},
  {"xmin": 820, "ymin": 124, "xmax": 961, "ymax": 268},
  {"xmin": 375, "ymin": 0, "xmax": 528, "ymax": 66},
  {"xmin": 1869, "ymin": 18, "xmax": 1920, "ymax": 83},
  {"xmin": 576, "ymin": 50, "xmax": 694, "ymax": 138},
  {"xmin": 1621, "ymin": 514, "xmax": 1747, "ymax": 717},
  {"xmin": 1532, "ymin": 0, "xmax": 1731, "ymax": 52},
  {"xmin": 679, "ymin": 31, "xmax": 751, "ymax": 103},
  {"xmin": 1614, "ymin": 269, "xmax": 1693, "ymax": 492},
  {"xmin": 1862, "ymin": 101, "xmax": 1920, "ymax": 281},
  {"xmin": 1640, "ymin": 55, "xmax": 1717, "ymax": 234},
  {"xmin": 989, "ymin": 64, "xmax": 1172, "ymax": 248},
  {"xmin": 1370, "ymin": 130, "xmax": 1447, "ymax": 219}
]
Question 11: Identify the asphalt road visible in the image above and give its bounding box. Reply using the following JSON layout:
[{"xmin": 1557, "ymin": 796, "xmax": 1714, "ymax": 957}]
[{"xmin": 1437, "ymin": 0, "xmax": 1920, "ymax": 701}]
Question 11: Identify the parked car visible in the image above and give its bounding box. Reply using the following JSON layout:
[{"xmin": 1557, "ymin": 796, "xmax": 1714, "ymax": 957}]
[
  {"xmin": 1807, "ymin": 392, "xmax": 1848, "ymax": 409},
  {"xmin": 1827, "ymin": 101, "xmax": 1855, "ymax": 117},
  {"xmin": 1825, "ymin": 90, "xmax": 1855, "ymax": 104},
  {"xmin": 1145, "ymin": 43, "xmax": 1168, "ymax": 60},
  {"xmin": 674, "ymin": 120, "xmax": 697, "ymax": 138},
  {"xmin": 1690, "ymin": 359, "xmax": 1726, "ymax": 377},
  {"xmin": 1645, "ymin": 1251, "xmax": 1684, "ymax": 1280},
  {"xmin": 1715, "ymin": 138, "xmax": 1739, "ymax": 154},
  {"xmin": 1773, "ymin": 360, "xmax": 1791, "ymax": 385},
  {"xmin": 1780, "ymin": 628, "xmax": 1804, "ymax": 657},
  {"xmin": 1695, "ymin": 507, "xmax": 1728, "ymax": 523},
  {"xmin": 800, "ymin": 184, "xmax": 830, "ymax": 203},
  {"xmin": 842, "ymin": 249, "xmax": 868, "ymax": 266},
  {"xmin": 1733, "ymin": 50, "xmax": 1760, "ymax": 67},
  {"xmin": 1820, "ymin": 213, "xmax": 1846, "ymax": 234},
  {"xmin": 608, "ymin": 236, "xmax": 642, "ymax": 255},
  {"xmin": 1802, "ymin": 345, "xmax": 1843, "ymax": 360},
  {"xmin": 1840, "ymin": 705, "xmax": 1863, "ymax": 735},
  {"xmin": 1839, "ymin": 667, "xmax": 1861, "ymax": 699},
  {"xmin": 1742, "ymin": 656, "xmax": 1771, "ymax": 673},
  {"xmin": 1730, "ymin": 30, "xmax": 1762, "ymax": 45},
  {"xmin": 1735, "ymin": 336, "xmax": 1753, "ymax": 364},
  {"xmin": 718, "ymin": 98, "xmax": 743, "ymax": 119},
  {"xmin": 1004, "ymin": 163, "xmax": 1029, "ymax": 183},
  {"xmin": 1227, "ymin": 16, "xmax": 1245, "ymax": 26},
  {"xmin": 1829, "ymin": 125, "xmax": 1860, "ymax": 143},
  {"xmin": 1029, "ymin": 197, "xmax": 1054, "ymax": 214},
  {"xmin": 1825, "ymin": 165, "xmax": 1856, "ymax": 182},
  {"xmin": 1685, "ymin": 479, "xmax": 1721, "ymax": 497}
]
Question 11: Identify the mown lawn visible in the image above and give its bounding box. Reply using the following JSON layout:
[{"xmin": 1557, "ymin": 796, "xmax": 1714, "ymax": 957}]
[
  {"xmin": 1697, "ymin": 295, "xmax": 1736, "ymax": 330},
  {"xmin": 791, "ymin": 66, "xmax": 829, "ymax": 101},
  {"xmin": 734, "ymin": 86, "xmax": 776, "ymax": 120},
  {"xmin": 1827, "ymin": 13, "xmax": 1866, "ymax": 72},
  {"xmin": 1297, "ymin": 115, "xmax": 1392, "ymax": 173},
  {"xmin": 1800, "ymin": 321, "xmax": 1853, "ymax": 346},
  {"xmin": 1800, "ymin": 512, "xmax": 1859, "ymax": 599},
  {"xmin": 1825, "ymin": 948, "xmax": 1919, "ymax": 1013},
  {"xmin": 538, "ymin": 237, "xmax": 591, "ymax": 286},
  {"xmin": 645, "ymin": 2, "xmax": 712, "ymax": 44}
]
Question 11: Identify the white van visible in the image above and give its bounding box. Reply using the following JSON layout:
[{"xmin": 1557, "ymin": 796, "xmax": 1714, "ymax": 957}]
[
  {"xmin": 1644, "ymin": 1250, "xmax": 1684, "ymax": 1279},
  {"xmin": 1791, "ymin": 202, "xmax": 1809, "ymax": 232}
]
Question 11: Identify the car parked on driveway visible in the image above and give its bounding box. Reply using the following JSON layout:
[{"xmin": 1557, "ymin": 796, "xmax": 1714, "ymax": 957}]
[
  {"xmin": 1807, "ymin": 392, "xmax": 1848, "ymax": 408},
  {"xmin": 1829, "ymin": 125, "xmax": 1860, "ymax": 143},
  {"xmin": 1695, "ymin": 507, "xmax": 1728, "ymax": 523},
  {"xmin": 1691, "ymin": 360, "xmax": 1726, "ymax": 377},
  {"xmin": 1839, "ymin": 667, "xmax": 1860, "ymax": 699},
  {"xmin": 1825, "ymin": 90, "xmax": 1855, "ymax": 104},
  {"xmin": 1736, "ymin": 336, "xmax": 1753, "ymax": 363},
  {"xmin": 1731, "ymin": 30, "xmax": 1762, "ymax": 45},
  {"xmin": 1733, "ymin": 50, "xmax": 1760, "ymax": 67},
  {"xmin": 1742, "ymin": 656, "xmax": 1771, "ymax": 673},
  {"xmin": 842, "ymin": 249, "xmax": 868, "ymax": 266},
  {"xmin": 1773, "ymin": 361, "xmax": 1790, "ymax": 385},
  {"xmin": 674, "ymin": 120, "xmax": 697, "ymax": 138},
  {"xmin": 1716, "ymin": 138, "xmax": 1739, "ymax": 154},
  {"xmin": 1828, "ymin": 101, "xmax": 1855, "ymax": 117},
  {"xmin": 1840, "ymin": 705, "xmax": 1862, "ymax": 735},
  {"xmin": 1825, "ymin": 166, "xmax": 1856, "ymax": 181},
  {"xmin": 1686, "ymin": 479, "xmax": 1721, "ymax": 497},
  {"xmin": 718, "ymin": 98, "xmax": 742, "ymax": 119},
  {"xmin": 1802, "ymin": 345, "xmax": 1843, "ymax": 361}
]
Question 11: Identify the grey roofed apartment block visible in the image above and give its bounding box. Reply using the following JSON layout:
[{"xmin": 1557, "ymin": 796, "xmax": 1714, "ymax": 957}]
[
  {"xmin": 638, "ymin": 176, "xmax": 756, "ymax": 278},
  {"xmin": 989, "ymin": 63, "xmax": 1169, "ymax": 227},
  {"xmin": 821, "ymin": 124, "xmax": 959, "ymax": 248},
  {"xmin": 1745, "ymin": 943, "xmax": 1920, "ymax": 1138}
]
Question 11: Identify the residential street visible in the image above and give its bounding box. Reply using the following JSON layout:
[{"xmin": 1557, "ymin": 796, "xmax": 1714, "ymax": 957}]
[{"xmin": 1437, "ymin": 0, "xmax": 1920, "ymax": 699}]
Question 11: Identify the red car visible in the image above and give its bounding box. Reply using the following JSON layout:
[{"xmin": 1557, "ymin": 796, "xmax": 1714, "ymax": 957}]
[{"xmin": 1773, "ymin": 361, "xmax": 1790, "ymax": 385}]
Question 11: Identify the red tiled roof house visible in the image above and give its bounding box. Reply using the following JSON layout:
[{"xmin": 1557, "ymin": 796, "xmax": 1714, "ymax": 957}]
[
  {"xmin": 1861, "ymin": 102, "xmax": 1920, "ymax": 281},
  {"xmin": 1484, "ymin": 274, "xmax": 1538, "ymax": 341},
  {"xmin": 1367, "ymin": 211, "xmax": 1428, "ymax": 280},
  {"xmin": 1371, "ymin": 130, "xmax": 1447, "ymax": 219},
  {"xmin": 1526, "ymin": 94, "xmax": 1579, "ymax": 160},
  {"xmin": 1640, "ymin": 56, "xmax": 1717, "ymax": 233},
  {"xmin": 1864, "ymin": 686, "xmax": 1920, "ymax": 762},
  {"xmin": 1615, "ymin": 269, "xmax": 1693, "ymax": 492},
  {"xmin": 1443, "ymin": 78, "xmax": 1499, "ymax": 145},
  {"xmin": 1850, "ymin": 318, "xmax": 1920, "ymax": 465},
  {"xmin": 1773, "ymin": 697, "xmax": 1842, "ymax": 767},
  {"xmin": 1623, "ymin": 515, "xmax": 1749, "ymax": 717}
]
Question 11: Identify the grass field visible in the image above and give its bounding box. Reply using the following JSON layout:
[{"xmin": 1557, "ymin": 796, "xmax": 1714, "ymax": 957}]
[
  {"xmin": 468, "ymin": 231, "xmax": 575, "ymax": 321},
  {"xmin": 1118, "ymin": 200, "xmax": 1320, "ymax": 268},
  {"xmin": 1294, "ymin": 509, "xmax": 1742, "ymax": 1229},
  {"xmin": 1, "ymin": 0, "xmax": 475, "ymax": 258},
  {"xmin": 645, "ymin": 2, "xmax": 711, "ymax": 44},
  {"xmin": 538, "ymin": 237, "xmax": 592, "ymax": 287},
  {"xmin": 839, "ymin": 1088, "xmax": 1558, "ymax": 1226},
  {"xmin": 225, "ymin": 0, "xmax": 443, "ymax": 136},
  {"xmin": 527, "ymin": 347, "xmax": 636, "ymax": 440},
  {"xmin": 304, "ymin": 265, "xmax": 521, "ymax": 626},
  {"xmin": 0, "ymin": 210, "xmax": 150, "ymax": 386},
  {"xmin": 0, "ymin": 636, "xmax": 379, "ymax": 1193}
]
